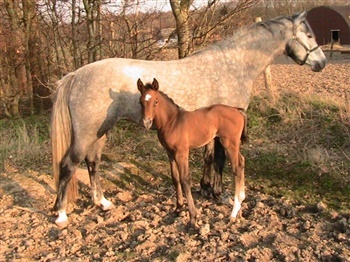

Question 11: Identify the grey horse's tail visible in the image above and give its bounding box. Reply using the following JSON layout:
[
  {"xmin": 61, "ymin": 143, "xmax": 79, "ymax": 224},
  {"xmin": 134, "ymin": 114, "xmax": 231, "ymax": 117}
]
[
  {"xmin": 238, "ymin": 108, "xmax": 249, "ymax": 144},
  {"xmin": 51, "ymin": 72, "xmax": 78, "ymax": 203}
]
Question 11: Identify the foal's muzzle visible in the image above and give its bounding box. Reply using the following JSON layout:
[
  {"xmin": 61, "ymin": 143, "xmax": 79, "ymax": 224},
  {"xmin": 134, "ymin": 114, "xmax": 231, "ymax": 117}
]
[{"xmin": 143, "ymin": 119, "xmax": 153, "ymax": 130}]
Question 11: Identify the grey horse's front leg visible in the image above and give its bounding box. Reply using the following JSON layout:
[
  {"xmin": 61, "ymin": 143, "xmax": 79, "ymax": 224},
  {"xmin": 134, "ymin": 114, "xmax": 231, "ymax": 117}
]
[{"xmin": 86, "ymin": 136, "xmax": 113, "ymax": 211}]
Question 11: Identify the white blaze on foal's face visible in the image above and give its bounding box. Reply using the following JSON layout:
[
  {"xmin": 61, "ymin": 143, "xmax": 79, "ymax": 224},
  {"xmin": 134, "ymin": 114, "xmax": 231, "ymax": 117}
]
[{"xmin": 145, "ymin": 94, "xmax": 152, "ymax": 101}]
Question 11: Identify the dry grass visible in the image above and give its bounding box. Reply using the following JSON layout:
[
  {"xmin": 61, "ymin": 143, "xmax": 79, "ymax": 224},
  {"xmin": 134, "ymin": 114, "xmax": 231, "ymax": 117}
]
[
  {"xmin": 0, "ymin": 116, "xmax": 51, "ymax": 172},
  {"xmin": 245, "ymin": 87, "xmax": 350, "ymax": 211}
]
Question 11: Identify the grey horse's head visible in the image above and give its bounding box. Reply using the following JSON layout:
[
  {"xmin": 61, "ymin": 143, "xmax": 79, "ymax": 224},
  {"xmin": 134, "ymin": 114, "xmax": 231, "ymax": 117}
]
[{"xmin": 285, "ymin": 12, "xmax": 327, "ymax": 72}]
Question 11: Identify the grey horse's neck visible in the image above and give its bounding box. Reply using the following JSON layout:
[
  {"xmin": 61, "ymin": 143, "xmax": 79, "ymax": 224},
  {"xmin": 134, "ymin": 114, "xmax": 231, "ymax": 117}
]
[{"xmin": 199, "ymin": 17, "xmax": 293, "ymax": 74}]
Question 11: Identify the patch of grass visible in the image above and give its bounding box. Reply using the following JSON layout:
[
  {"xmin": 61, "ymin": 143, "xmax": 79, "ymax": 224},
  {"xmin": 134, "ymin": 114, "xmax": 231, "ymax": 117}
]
[
  {"xmin": 0, "ymin": 116, "xmax": 51, "ymax": 171},
  {"xmin": 245, "ymin": 91, "xmax": 350, "ymax": 212}
]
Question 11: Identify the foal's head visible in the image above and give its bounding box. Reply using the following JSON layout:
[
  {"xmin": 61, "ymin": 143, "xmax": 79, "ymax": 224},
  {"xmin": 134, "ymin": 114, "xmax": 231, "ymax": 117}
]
[{"xmin": 137, "ymin": 78, "xmax": 160, "ymax": 130}]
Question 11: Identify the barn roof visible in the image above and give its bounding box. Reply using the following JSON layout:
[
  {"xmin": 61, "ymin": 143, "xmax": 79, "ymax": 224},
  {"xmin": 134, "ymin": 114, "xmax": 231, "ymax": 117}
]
[
  {"xmin": 307, "ymin": 5, "xmax": 350, "ymax": 45},
  {"xmin": 324, "ymin": 5, "xmax": 350, "ymax": 25}
]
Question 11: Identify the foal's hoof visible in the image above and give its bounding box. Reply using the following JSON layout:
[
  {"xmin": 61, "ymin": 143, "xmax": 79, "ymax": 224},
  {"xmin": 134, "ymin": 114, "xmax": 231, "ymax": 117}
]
[
  {"xmin": 229, "ymin": 216, "xmax": 238, "ymax": 224},
  {"xmin": 230, "ymin": 210, "xmax": 243, "ymax": 224},
  {"xmin": 186, "ymin": 222, "xmax": 199, "ymax": 235},
  {"xmin": 101, "ymin": 202, "xmax": 114, "ymax": 211}
]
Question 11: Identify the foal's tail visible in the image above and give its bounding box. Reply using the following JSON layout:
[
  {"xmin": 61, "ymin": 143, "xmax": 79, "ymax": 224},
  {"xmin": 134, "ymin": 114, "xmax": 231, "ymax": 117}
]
[
  {"xmin": 238, "ymin": 108, "xmax": 249, "ymax": 144},
  {"xmin": 51, "ymin": 72, "xmax": 78, "ymax": 203}
]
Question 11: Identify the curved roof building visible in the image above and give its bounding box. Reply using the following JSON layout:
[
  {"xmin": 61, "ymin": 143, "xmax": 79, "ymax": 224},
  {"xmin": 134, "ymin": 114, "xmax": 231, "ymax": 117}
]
[{"xmin": 307, "ymin": 6, "xmax": 350, "ymax": 45}]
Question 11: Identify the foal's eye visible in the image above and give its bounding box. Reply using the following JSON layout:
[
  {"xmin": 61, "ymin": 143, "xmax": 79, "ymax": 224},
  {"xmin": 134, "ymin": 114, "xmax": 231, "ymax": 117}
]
[
  {"xmin": 154, "ymin": 99, "xmax": 158, "ymax": 107},
  {"xmin": 307, "ymin": 32, "xmax": 312, "ymax": 38}
]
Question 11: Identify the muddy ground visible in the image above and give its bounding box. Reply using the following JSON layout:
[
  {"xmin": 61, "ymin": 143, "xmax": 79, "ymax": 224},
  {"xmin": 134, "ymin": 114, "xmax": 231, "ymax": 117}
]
[{"xmin": 1, "ymin": 52, "xmax": 350, "ymax": 261}]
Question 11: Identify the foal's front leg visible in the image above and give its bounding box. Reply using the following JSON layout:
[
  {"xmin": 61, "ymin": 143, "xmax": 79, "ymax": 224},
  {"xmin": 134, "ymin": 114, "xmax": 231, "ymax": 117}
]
[
  {"xmin": 175, "ymin": 150, "xmax": 197, "ymax": 227},
  {"xmin": 167, "ymin": 152, "xmax": 184, "ymax": 213}
]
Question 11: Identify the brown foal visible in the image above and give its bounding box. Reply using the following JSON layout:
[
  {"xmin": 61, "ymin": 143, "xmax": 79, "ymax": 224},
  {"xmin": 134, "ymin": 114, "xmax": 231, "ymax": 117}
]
[{"xmin": 137, "ymin": 78, "xmax": 247, "ymax": 227}]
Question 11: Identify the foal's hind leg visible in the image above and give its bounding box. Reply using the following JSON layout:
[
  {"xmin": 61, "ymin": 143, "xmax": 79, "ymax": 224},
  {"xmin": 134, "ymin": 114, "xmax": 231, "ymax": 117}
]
[
  {"xmin": 212, "ymin": 137, "xmax": 226, "ymax": 199},
  {"xmin": 231, "ymin": 152, "xmax": 245, "ymax": 219},
  {"xmin": 85, "ymin": 135, "xmax": 113, "ymax": 211}
]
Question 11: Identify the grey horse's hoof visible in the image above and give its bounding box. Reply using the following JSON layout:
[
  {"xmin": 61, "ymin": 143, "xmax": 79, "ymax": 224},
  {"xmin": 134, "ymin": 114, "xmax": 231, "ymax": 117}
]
[
  {"xmin": 200, "ymin": 186, "xmax": 213, "ymax": 199},
  {"xmin": 55, "ymin": 217, "xmax": 68, "ymax": 228}
]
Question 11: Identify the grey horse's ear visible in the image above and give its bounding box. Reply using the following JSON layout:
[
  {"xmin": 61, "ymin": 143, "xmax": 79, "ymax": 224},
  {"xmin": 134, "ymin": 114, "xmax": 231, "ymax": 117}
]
[
  {"xmin": 137, "ymin": 78, "xmax": 144, "ymax": 92},
  {"xmin": 294, "ymin": 11, "xmax": 307, "ymax": 25},
  {"xmin": 152, "ymin": 78, "xmax": 159, "ymax": 91}
]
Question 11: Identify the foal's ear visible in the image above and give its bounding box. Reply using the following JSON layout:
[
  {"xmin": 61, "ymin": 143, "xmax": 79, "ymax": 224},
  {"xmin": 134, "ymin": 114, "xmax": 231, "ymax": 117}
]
[
  {"xmin": 152, "ymin": 78, "xmax": 159, "ymax": 91},
  {"xmin": 137, "ymin": 78, "xmax": 144, "ymax": 92}
]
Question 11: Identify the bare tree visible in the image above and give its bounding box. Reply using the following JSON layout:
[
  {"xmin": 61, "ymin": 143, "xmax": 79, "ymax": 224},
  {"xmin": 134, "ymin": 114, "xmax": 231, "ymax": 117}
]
[
  {"xmin": 104, "ymin": 0, "xmax": 164, "ymax": 59},
  {"xmin": 71, "ymin": 0, "xmax": 81, "ymax": 69},
  {"xmin": 3, "ymin": 0, "xmax": 27, "ymax": 117},
  {"xmin": 169, "ymin": 0, "xmax": 259, "ymax": 58},
  {"xmin": 169, "ymin": 0, "xmax": 193, "ymax": 58},
  {"xmin": 83, "ymin": 0, "xmax": 103, "ymax": 63},
  {"xmin": 22, "ymin": 0, "xmax": 36, "ymax": 115},
  {"xmin": 191, "ymin": 0, "xmax": 259, "ymax": 46}
]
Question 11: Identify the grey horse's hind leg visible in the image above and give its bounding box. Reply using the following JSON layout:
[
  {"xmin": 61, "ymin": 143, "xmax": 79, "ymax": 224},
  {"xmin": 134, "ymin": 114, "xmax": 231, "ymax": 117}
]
[
  {"xmin": 212, "ymin": 137, "xmax": 225, "ymax": 199},
  {"xmin": 200, "ymin": 138, "xmax": 225, "ymax": 199},
  {"xmin": 53, "ymin": 147, "xmax": 85, "ymax": 227},
  {"xmin": 200, "ymin": 140, "xmax": 214, "ymax": 198},
  {"xmin": 85, "ymin": 135, "xmax": 113, "ymax": 211}
]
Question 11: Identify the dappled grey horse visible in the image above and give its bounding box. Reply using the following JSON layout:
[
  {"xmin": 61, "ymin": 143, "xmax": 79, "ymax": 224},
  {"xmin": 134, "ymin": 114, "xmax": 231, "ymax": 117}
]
[{"xmin": 51, "ymin": 12, "xmax": 326, "ymax": 226}]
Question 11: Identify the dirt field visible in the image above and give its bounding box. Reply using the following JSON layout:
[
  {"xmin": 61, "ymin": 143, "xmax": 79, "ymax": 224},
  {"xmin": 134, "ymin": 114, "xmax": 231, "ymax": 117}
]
[{"xmin": 1, "ymin": 52, "xmax": 350, "ymax": 261}]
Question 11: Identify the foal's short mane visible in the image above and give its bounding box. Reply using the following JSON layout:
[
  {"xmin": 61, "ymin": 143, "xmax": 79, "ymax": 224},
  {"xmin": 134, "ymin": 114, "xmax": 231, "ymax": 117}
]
[{"xmin": 144, "ymin": 83, "xmax": 180, "ymax": 110}]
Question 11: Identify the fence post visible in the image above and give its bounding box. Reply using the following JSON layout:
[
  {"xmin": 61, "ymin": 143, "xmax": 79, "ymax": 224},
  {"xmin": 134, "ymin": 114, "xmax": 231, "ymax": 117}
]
[{"xmin": 330, "ymin": 39, "xmax": 334, "ymax": 59}]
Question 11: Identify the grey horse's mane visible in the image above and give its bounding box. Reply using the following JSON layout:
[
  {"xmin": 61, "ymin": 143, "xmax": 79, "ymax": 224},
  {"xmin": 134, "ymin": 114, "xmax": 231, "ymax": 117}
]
[{"xmin": 192, "ymin": 15, "xmax": 295, "ymax": 55}]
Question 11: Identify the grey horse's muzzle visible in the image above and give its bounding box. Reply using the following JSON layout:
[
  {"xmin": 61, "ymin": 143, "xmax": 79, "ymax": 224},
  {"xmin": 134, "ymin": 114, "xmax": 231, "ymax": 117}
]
[{"xmin": 143, "ymin": 119, "xmax": 153, "ymax": 130}]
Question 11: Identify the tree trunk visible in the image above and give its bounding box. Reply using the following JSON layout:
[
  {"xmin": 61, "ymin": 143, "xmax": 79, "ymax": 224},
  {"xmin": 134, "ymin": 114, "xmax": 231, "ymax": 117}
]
[
  {"xmin": 121, "ymin": 0, "xmax": 141, "ymax": 59},
  {"xmin": 71, "ymin": 0, "xmax": 80, "ymax": 69},
  {"xmin": 96, "ymin": 0, "xmax": 103, "ymax": 59},
  {"xmin": 170, "ymin": 0, "xmax": 194, "ymax": 59},
  {"xmin": 22, "ymin": 0, "xmax": 35, "ymax": 115},
  {"xmin": 83, "ymin": 0, "xmax": 100, "ymax": 63},
  {"xmin": 4, "ymin": 0, "xmax": 27, "ymax": 117}
]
